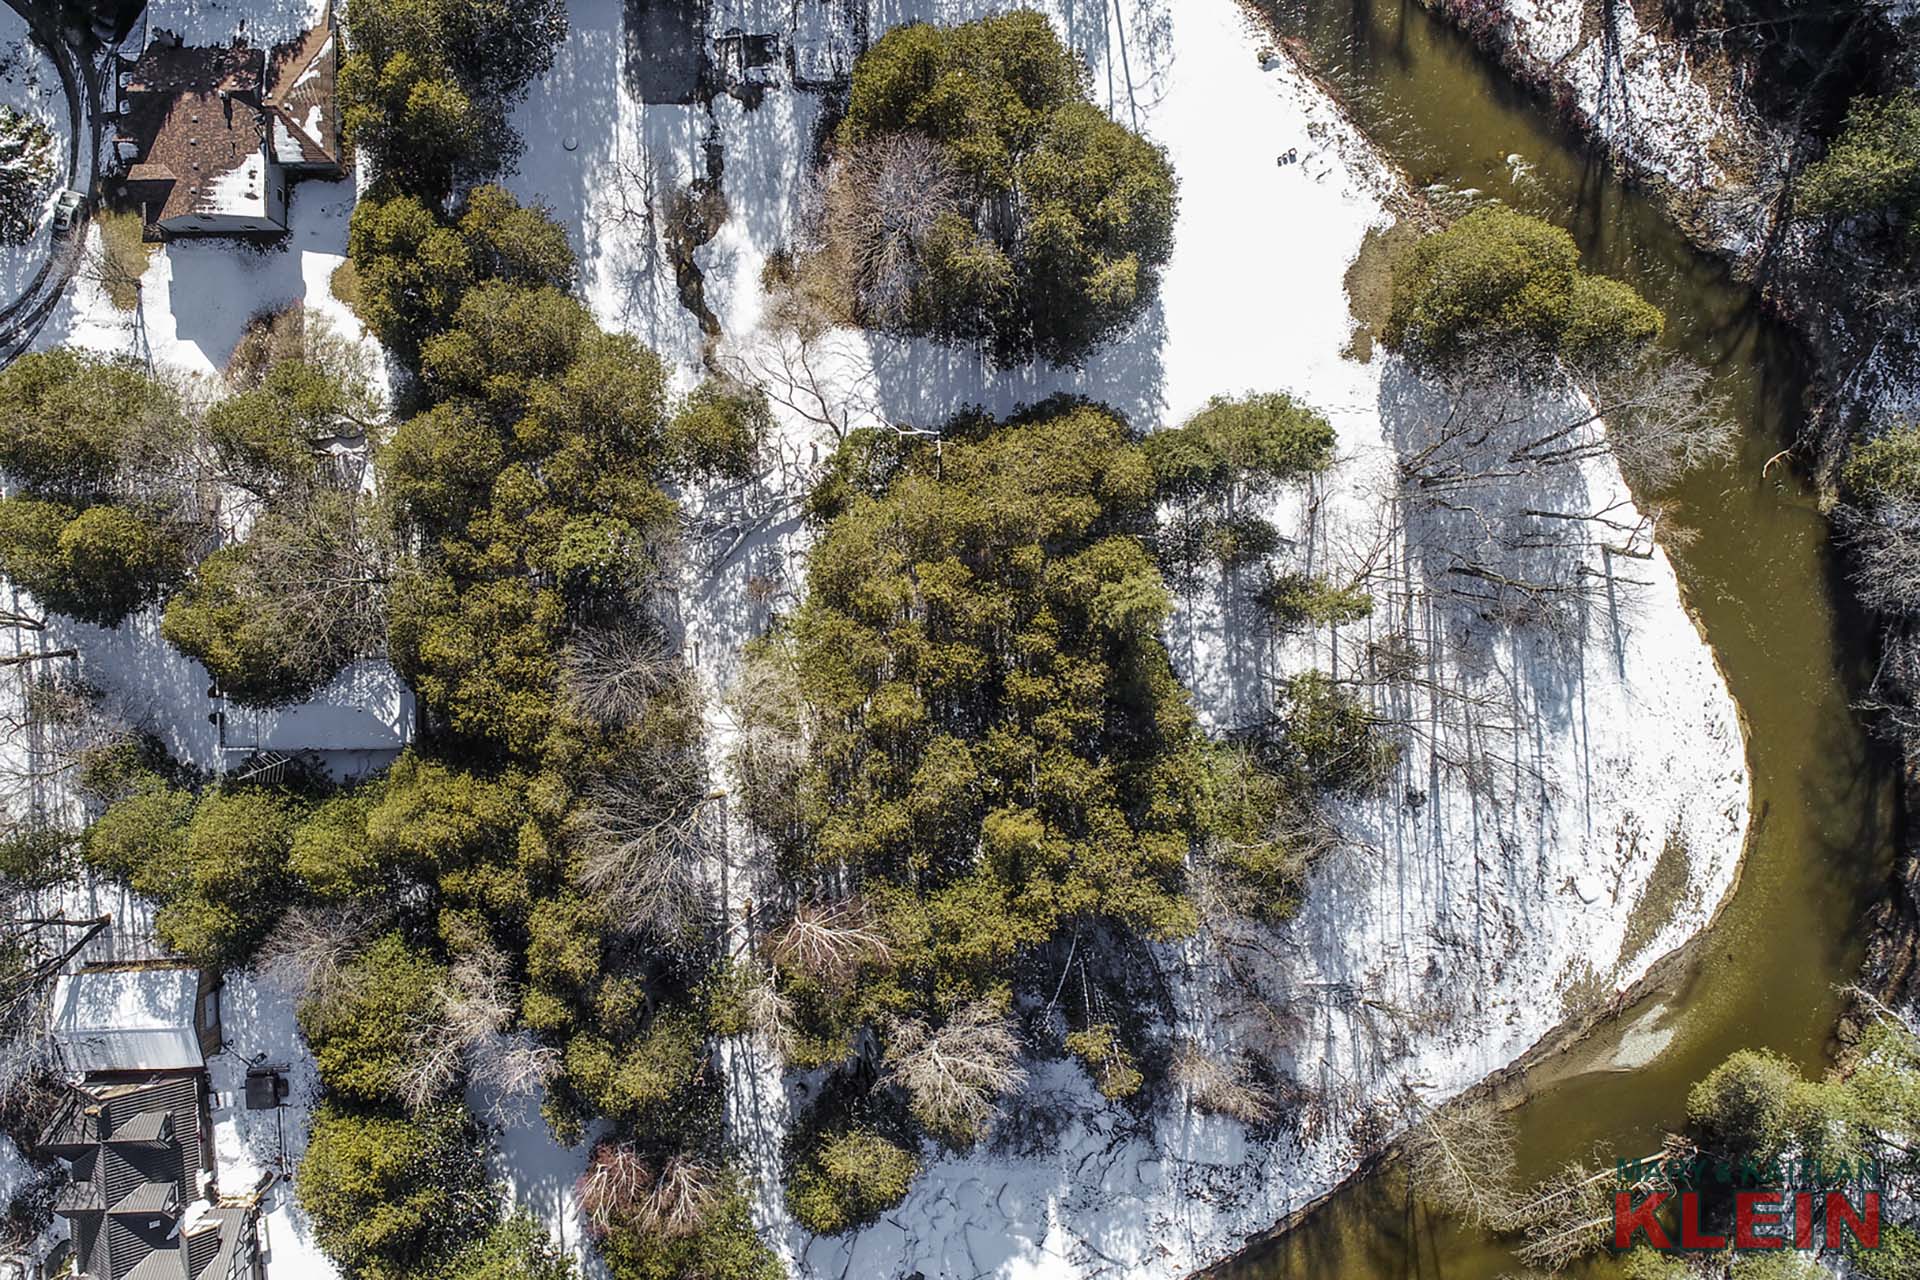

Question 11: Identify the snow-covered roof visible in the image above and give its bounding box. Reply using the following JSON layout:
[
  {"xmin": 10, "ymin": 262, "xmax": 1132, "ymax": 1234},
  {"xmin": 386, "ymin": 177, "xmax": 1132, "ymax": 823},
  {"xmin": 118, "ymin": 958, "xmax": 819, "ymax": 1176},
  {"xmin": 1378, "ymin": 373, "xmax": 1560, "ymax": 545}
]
[
  {"xmin": 143, "ymin": 0, "xmax": 328, "ymax": 53},
  {"xmin": 223, "ymin": 658, "xmax": 414, "ymax": 753},
  {"xmin": 52, "ymin": 965, "xmax": 199, "ymax": 1037}
]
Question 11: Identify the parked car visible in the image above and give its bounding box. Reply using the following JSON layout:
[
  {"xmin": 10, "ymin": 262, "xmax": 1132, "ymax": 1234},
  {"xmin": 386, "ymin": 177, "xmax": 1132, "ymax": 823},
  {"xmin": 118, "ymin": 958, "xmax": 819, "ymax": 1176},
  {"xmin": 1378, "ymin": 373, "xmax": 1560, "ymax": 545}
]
[{"xmin": 52, "ymin": 189, "xmax": 85, "ymax": 234}]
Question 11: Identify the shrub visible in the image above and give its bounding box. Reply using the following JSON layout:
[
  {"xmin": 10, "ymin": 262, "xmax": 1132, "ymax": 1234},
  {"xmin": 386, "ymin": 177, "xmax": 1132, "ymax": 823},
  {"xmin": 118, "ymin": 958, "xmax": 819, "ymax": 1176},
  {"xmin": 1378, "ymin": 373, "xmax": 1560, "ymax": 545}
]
[
  {"xmin": 666, "ymin": 377, "xmax": 770, "ymax": 482},
  {"xmin": 298, "ymin": 933, "xmax": 449, "ymax": 1105},
  {"xmin": 1562, "ymin": 273, "xmax": 1664, "ymax": 367},
  {"xmin": 1842, "ymin": 422, "xmax": 1920, "ymax": 504},
  {"xmin": 1685, "ymin": 1048, "xmax": 1798, "ymax": 1161},
  {"xmin": 1205, "ymin": 744, "xmax": 1321, "ymax": 919},
  {"xmin": 0, "ymin": 499, "xmax": 187, "ymax": 628},
  {"xmin": 1383, "ymin": 206, "xmax": 1662, "ymax": 369},
  {"xmin": 1064, "ymin": 1023, "xmax": 1143, "ymax": 1099},
  {"xmin": 1146, "ymin": 394, "xmax": 1335, "ymax": 500},
  {"xmin": 600, "ymin": 1173, "xmax": 782, "ymax": 1280},
  {"xmin": 786, "ymin": 1129, "xmax": 918, "ymax": 1235},
  {"xmin": 1279, "ymin": 670, "xmax": 1397, "ymax": 792},
  {"xmin": 298, "ymin": 1101, "xmax": 488, "ymax": 1280},
  {"xmin": 1796, "ymin": 89, "xmax": 1920, "ymax": 228},
  {"xmin": 1255, "ymin": 573, "xmax": 1373, "ymax": 629},
  {"xmin": 820, "ymin": 12, "xmax": 1177, "ymax": 364}
]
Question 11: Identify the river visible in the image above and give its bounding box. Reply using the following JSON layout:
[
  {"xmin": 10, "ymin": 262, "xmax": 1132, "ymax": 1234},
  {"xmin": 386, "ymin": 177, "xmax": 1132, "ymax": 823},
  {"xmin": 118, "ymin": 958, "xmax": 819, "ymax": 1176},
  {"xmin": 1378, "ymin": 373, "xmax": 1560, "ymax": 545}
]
[{"xmin": 1208, "ymin": 0, "xmax": 1897, "ymax": 1274}]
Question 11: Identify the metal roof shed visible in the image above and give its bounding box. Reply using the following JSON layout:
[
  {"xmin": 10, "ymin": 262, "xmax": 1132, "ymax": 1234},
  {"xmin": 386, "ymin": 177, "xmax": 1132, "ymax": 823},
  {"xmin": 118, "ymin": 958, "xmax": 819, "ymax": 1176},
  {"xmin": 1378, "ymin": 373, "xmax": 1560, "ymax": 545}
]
[{"xmin": 51, "ymin": 964, "xmax": 219, "ymax": 1072}]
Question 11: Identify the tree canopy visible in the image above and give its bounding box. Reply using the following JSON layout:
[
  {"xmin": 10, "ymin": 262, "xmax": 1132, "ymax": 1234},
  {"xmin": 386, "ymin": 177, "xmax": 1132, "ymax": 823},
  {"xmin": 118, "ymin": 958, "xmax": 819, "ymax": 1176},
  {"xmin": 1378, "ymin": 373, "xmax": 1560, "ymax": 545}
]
[
  {"xmin": 1383, "ymin": 206, "xmax": 1664, "ymax": 369},
  {"xmin": 1796, "ymin": 88, "xmax": 1920, "ymax": 232},
  {"xmin": 812, "ymin": 12, "xmax": 1178, "ymax": 364}
]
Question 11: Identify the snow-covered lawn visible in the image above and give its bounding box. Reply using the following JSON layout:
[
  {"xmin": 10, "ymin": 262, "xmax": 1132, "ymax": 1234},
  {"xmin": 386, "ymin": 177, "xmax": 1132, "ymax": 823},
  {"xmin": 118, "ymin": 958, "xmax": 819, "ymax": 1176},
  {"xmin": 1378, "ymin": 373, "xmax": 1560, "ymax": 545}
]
[{"xmin": 42, "ymin": 175, "xmax": 367, "ymax": 380}]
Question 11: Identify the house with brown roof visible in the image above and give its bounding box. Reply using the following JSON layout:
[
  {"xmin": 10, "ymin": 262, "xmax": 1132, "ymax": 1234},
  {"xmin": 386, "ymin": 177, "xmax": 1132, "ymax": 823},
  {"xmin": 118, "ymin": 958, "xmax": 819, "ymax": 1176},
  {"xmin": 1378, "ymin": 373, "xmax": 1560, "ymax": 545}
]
[{"xmin": 111, "ymin": 1, "xmax": 341, "ymax": 238}]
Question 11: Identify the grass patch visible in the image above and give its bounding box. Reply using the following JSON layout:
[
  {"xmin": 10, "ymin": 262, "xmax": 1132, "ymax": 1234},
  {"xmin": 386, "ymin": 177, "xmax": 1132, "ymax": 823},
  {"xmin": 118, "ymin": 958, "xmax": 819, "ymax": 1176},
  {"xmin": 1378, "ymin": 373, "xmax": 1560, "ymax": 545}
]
[
  {"xmin": 1616, "ymin": 829, "xmax": 1695, "ymax": 970},
  {"xmin": 90, "ymin": 209, "xmax": 154, "ymax": 312},
  {"xmin": 1341, "ymin": 218, "xmax": 1420, "ymax": 363}
]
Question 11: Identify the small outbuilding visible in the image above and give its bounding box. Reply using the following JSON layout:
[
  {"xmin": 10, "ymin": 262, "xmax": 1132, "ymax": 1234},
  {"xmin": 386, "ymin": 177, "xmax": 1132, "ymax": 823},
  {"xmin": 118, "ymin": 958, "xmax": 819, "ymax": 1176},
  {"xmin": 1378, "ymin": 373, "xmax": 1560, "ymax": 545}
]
[{"xmin": 50, "ymin": 964, "xmax": 222, "ymax": 1074}]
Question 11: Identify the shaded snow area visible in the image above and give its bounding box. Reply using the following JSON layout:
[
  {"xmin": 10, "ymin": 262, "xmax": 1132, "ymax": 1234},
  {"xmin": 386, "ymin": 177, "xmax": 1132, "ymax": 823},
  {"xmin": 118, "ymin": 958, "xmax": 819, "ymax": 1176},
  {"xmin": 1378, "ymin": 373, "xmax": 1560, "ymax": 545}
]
[
  {"xmin": 1498, "ymin": 0, "xmax": 1731, "ymax": 182},
  {"xmin": 207, "ymin": 974, "xmax": 338, "ymax": 1280},
  {"xmin": 0, "ymin": 6, "xmax": 70, "ymax": 311},
  {"xmin": 495, "ymin": 0, "xmax": 1753, "ymax": 1277}
]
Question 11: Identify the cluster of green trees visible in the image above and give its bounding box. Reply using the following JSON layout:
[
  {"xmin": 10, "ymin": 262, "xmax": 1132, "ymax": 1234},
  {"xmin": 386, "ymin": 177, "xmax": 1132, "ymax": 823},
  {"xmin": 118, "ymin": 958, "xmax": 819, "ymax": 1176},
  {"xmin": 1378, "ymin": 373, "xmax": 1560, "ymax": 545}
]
[
  {"xmin": 338, "ymin": 0, "xmax": 567, "ymax": 197},
  {"xmin": 1383, "ymin": 205, "xmax": 1665, "ymax": 370},
  {"xmin": 1671, "ymin": 1006, "xmax": 1920, "ymax": 1279},
  {"xmin": 1408, "ymin": 998, "xmax": 1920, "ymax": 1275},
  {"xmin": 0, "ymin": 313, "xmax": 388, "ymax": 709},
  {"xmin": 287, "ymin": 182, "xmax": 774, "ymax": 1279},
  {"xmin": 0, "ymin": 351, "xmax": 196, "ymax": 628},
  {"xmin": 734, "ymin": 394, "xmax": 1385, "ymax": 1231},
  {"xmin": 1796, "ymin": 88, "xmax": 1920, "ymax": 236},
  {"xmin": 805, "ymin": 13, "xmax": 1178, "ymax": 365}
]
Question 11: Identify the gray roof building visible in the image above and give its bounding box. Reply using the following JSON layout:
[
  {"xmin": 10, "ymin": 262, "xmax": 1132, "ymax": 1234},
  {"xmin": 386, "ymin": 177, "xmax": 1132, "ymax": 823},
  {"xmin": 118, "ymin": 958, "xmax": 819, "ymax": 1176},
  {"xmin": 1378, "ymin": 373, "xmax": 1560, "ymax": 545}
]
[{"xmin": 42, "ymin": 1074, "xmax": 260, "ymax": 1280}]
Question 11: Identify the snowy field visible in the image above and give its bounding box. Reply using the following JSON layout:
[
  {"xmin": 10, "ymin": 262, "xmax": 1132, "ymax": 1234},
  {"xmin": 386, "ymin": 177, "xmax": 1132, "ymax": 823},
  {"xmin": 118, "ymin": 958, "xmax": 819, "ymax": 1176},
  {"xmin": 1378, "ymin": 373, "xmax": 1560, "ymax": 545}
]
[
  {"xmin": 0, "ymin": 0, "xmax": 1752, "ymax": 1277},
  {"xmin": 495, "ymin": 1, "xmax": 1750, "ymax": 1276},
  {"xmin": 0, "ymin": 6, "xmax": 70, "ymax": 311}
]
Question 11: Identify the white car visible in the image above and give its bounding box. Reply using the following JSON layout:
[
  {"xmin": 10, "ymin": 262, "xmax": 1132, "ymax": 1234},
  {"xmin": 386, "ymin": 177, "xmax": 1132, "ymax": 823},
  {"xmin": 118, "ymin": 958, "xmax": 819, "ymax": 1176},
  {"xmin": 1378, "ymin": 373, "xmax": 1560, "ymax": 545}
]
[{"xmin": 51, "ymin": 189, "xmax": 84, "ymax": 233}]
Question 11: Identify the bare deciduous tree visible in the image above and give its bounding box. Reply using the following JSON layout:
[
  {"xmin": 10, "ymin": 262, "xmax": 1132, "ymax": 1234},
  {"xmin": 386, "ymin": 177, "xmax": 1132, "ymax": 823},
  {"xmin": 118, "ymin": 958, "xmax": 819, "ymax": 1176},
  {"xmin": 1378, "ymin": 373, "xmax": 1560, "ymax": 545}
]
[
  {"xmin": 572, "ymin": 766, "xmax": 719, "ymax": 940},
  {"xmin": 1506, "ymin": 1158, "xmax": 1617, "ymax": 1272},
  {"xmin": 561, "ymin": 620, "xmax": 680, "ymax": 726},
  {"xmin": 1401, "ymin": 1095, "xmax": 1518, "ymax": 1228},
  {"xmin": 727, "ymin": 644, "xmax": 811, "ymax": 847},
  {"xmin": 1170, "ymin": 1039, "xmax": 1275, "ymax": 1125},
  {"xmin": 766, "ymin": 897, "xmax": 892, "ymax": 985},
  {"xmin": 822, "ymin": 133, "xmax": 962, "ymax": 327},
  {"xmin": 0, "ymin": 914, "xmax": 109, "ymax": 1111},
  {"xmin": 256, "ymin": 901, "xmax": 385, "ymax": 1004},
  {"xmin": 394, "ymin": 944, "xmax": 536, "ymax": 1112},
  {"xmin": 884, "ymin": 999, "xmax": 1028, "ymax": 1144},
  {"xmin": 645, "ymin": 1155, "xmax": 721, "ymax": 1238},
  {"xmin": 580, "ymin": 1140, "xmax": 653, "ymax": 1236}
]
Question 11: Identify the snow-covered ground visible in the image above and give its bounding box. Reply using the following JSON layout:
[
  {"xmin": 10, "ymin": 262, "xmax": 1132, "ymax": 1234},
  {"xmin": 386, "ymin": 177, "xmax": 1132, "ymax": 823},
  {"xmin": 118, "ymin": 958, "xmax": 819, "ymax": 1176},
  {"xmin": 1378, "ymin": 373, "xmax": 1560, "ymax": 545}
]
[
  {"xmin": 495, "ymin": 1, "xmax": 1751, "ymax": 1277},
  {"xmin": 207, "ymin": 973, "xmax": 336, "ymax": 1280},
  {"xmin": 41, "ymin": 175, "xmax": 366, "ymax": 378},
  {"xmin": 0, "ymin": 0, "xmax": 1751, "ymax": 1276},
  {"xmin": 142, "ymin": 0, "xmax": 326, "ymax": 50},
  {"xmin": 0, "ymin": 6, "xmax": 70, "ymax": 311}
]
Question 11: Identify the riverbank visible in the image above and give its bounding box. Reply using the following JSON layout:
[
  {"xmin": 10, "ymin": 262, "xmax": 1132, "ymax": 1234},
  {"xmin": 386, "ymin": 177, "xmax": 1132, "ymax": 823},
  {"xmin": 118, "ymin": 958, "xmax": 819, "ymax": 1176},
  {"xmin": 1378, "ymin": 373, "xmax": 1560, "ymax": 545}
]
[{"xmin": 1386, "ymin": 0, "xmax": 1920, "ymax": 1022}]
